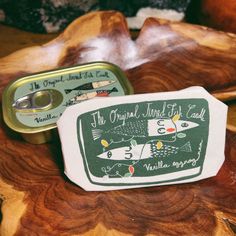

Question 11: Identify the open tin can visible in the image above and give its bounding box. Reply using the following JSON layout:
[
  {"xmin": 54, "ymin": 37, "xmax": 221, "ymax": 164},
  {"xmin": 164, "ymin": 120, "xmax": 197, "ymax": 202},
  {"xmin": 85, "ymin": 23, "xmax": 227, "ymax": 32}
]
[{"xmin": 2, "ymin": 62, "xmax": 133, "ymax": 144}]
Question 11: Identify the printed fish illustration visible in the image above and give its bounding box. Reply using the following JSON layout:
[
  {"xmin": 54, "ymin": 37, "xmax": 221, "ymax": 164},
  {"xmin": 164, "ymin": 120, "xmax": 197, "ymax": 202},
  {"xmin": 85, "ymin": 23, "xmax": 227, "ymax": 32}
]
[
  {"xmin": 65, "ymin": 80, "xmax": 116, "ymax": 94},
  {"xmin": 92, "ymin": 119, "xmax": 199, "ymax": 140},
  {"xmin": 98, "ymin": 141, "xmax": 192, "ymax": 160},
  {"xmin": 70, "ymin": 87, "xmax": 118, "ymax": 103}
]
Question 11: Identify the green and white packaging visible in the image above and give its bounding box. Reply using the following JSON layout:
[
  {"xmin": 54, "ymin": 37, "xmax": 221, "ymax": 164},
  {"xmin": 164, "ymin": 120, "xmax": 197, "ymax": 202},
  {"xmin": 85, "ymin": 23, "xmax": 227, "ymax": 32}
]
[{"xmin": 57, "ymin": 87, "xmax": 227, "ymax": 191}]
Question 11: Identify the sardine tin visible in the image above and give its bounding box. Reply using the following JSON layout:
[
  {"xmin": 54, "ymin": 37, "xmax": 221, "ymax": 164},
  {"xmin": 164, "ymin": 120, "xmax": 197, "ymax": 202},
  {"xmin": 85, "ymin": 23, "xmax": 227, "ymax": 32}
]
[{"xmin": 2, "ymin": 62, "xmax": 133, "ymax": 144}]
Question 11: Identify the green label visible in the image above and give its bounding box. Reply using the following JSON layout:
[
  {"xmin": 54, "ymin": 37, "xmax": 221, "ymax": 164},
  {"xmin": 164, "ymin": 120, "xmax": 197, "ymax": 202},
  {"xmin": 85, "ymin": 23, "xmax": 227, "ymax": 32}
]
[
  {"xmin": 15, "ymin": 69, "xmax": 125, "ymax": 127},
  {"xmin": 77, "ymin": 99, "xmax": 209, "ymax": 186}
]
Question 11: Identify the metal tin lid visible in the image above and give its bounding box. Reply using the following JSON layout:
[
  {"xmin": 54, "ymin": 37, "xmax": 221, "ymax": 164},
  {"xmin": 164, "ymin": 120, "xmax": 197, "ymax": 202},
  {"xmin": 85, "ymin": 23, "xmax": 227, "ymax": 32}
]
[{"xmin": 2, "ymin": 62, "xmax": 133, "ymax": 135}]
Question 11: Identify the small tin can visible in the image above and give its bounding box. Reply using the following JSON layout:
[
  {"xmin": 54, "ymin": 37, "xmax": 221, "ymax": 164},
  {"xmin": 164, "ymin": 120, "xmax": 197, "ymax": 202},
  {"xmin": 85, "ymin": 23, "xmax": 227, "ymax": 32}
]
[{"xmin": 2, "ymin": 62, "xmax": 133, "ymax": 144}]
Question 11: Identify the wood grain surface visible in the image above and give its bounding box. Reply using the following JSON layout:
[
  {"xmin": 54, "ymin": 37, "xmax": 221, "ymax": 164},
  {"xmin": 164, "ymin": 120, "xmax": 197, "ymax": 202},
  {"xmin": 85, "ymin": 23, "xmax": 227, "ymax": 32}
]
[
  {"xmin": 0, "ymin": 11, "xmax": 236, "ymax": 235},
  {"xmin": 0, "ymin": 24, "xmax": 58, "ymax": 58}
]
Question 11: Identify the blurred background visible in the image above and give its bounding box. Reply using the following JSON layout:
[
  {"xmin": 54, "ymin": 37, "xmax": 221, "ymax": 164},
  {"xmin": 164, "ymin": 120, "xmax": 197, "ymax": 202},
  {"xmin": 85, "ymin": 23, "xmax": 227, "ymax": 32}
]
[{"xmin": 0, "ymin": 0, "xmax": 236, "ymax": 57}]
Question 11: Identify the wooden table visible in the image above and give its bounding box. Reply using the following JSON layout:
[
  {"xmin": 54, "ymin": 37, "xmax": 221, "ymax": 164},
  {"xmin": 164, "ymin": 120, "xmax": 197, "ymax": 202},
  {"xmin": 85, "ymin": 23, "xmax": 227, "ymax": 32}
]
[{"xmin": 0, "ymin": 11, "xmax": 236, "ymax": 236}]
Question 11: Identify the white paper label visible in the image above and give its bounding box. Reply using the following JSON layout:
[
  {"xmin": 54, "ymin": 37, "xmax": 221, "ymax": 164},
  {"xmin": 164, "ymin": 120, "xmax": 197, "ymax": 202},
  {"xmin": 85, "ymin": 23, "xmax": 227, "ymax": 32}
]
[{"xmin": 57, "ymin": 87, "xmax": 227, "ymax": 191}]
